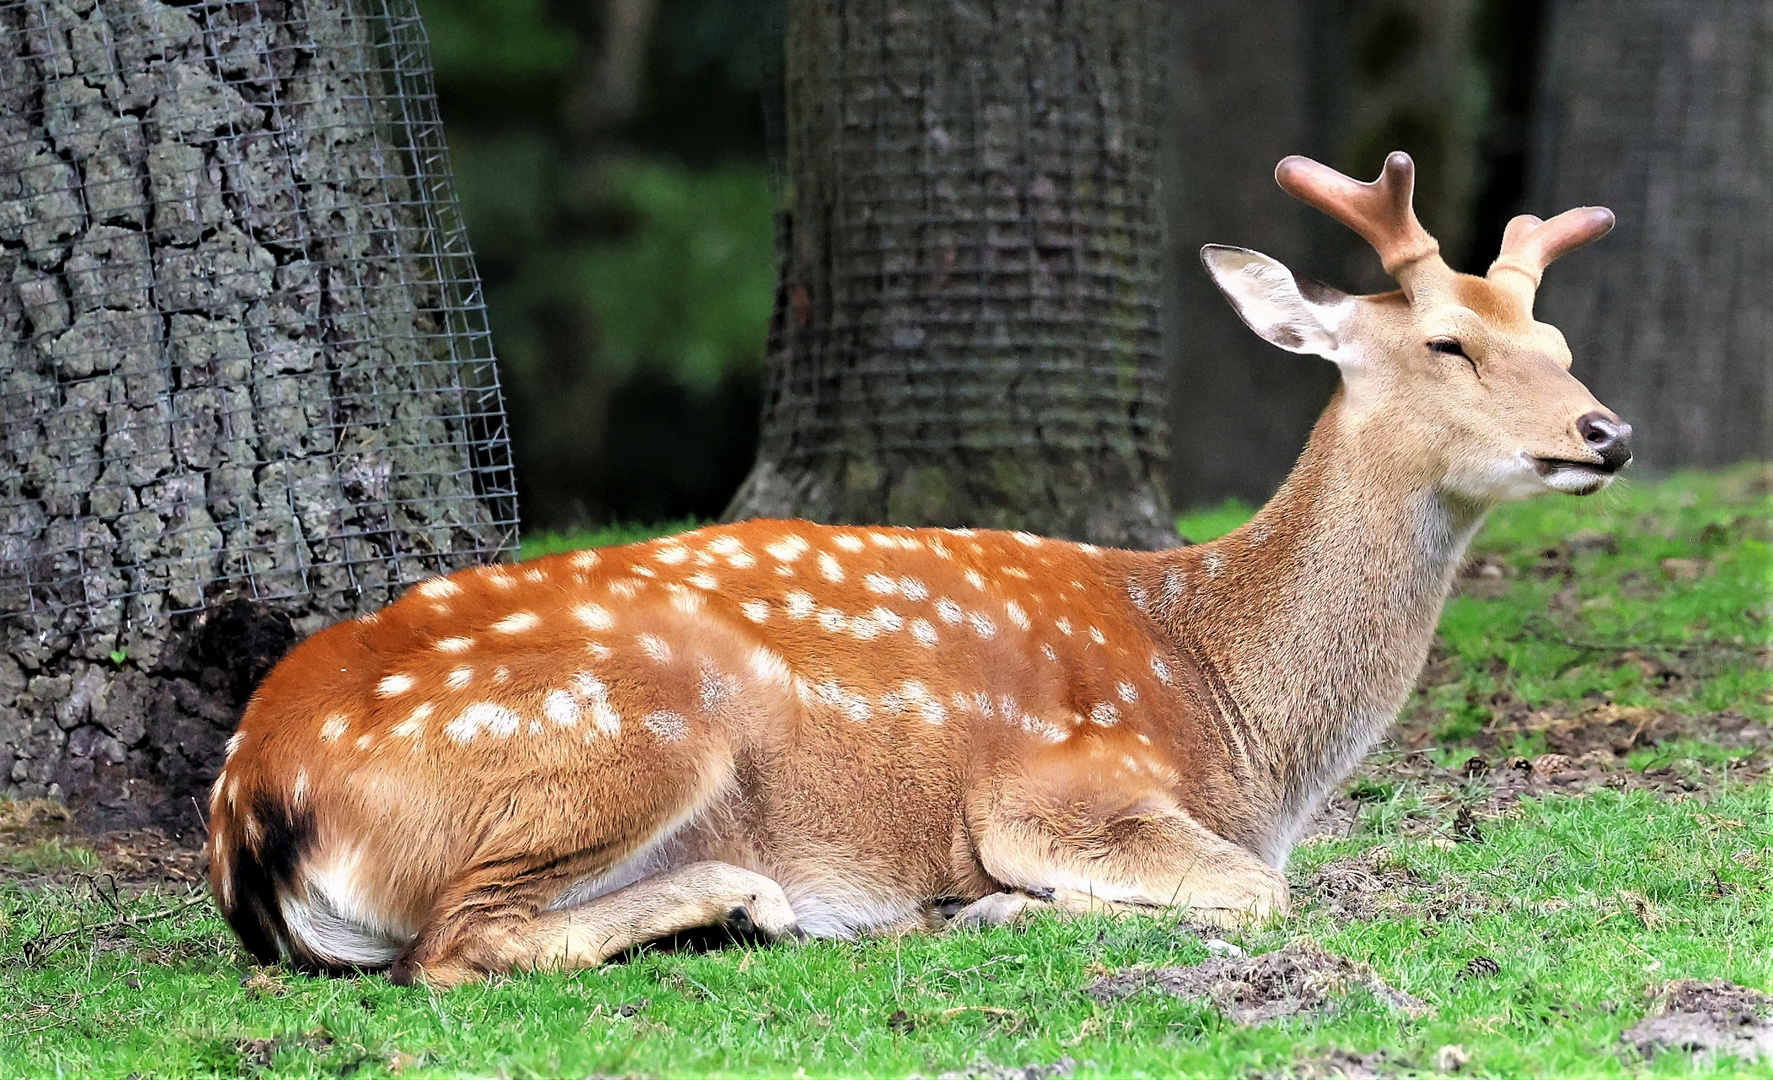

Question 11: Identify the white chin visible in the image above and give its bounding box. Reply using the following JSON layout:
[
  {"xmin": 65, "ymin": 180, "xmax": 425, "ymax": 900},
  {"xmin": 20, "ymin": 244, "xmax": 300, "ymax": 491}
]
[{"xmin": 1539, "ymin": 465, "xmax": 1613, "ymax": 496}]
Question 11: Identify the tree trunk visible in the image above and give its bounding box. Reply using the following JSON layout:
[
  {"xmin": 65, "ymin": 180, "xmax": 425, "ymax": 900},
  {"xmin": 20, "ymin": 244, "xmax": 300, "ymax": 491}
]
[
  {"xmin": 0, "ymin": 0, "xmax": 515, "ymax": 832},
  {"xmin": 727, "ymin": 0, "xmax": 1178, "ymax": 550},
  {"xmin": 1528, "ymin": 0, "xmax": 1773, "ymax": 470},
  {"xmin": 1163, "ymin": 0, "xmax": 1480, "ymax": 509}
]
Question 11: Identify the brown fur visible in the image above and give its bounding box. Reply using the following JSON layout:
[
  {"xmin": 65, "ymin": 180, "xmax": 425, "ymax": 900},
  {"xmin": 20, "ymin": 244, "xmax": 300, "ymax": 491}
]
[{"xmin": 207, "ymin": 156, "xmax": 1623, "ymax": 985}]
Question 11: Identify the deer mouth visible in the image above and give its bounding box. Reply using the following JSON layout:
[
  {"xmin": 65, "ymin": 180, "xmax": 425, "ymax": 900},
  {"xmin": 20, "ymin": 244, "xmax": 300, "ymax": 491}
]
[{"xmin": 1532, "ymin": 456, "xmax": 1614, "ymax": 494}]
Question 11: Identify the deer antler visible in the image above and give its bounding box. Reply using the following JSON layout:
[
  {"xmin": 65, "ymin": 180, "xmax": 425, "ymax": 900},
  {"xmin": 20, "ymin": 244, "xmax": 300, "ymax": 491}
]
[
  {"xmin": 1275, "ymin": 151, "xmax": 1440, "ymax": 278},
  {"xmin": 1487, "ymin": 208, "xmax": 1615, "ymax": 289}
]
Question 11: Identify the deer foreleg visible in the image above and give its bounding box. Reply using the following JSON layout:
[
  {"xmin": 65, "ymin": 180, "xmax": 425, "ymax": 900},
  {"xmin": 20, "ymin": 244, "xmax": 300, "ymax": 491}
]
[{"xmin": 959, "ymin": 789, "xmax": 1288, "ymax": 928}]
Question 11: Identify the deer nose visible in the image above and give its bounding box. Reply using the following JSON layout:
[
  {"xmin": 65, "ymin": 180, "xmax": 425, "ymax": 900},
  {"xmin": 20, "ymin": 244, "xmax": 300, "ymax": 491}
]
[{"xmin": 1577, "ymin": 411, "xmax": 1633, "ymax": 471}]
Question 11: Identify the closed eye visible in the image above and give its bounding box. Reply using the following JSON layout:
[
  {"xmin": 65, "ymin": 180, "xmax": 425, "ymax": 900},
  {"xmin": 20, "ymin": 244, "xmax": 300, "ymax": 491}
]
[{"xmin": 1429, "ymin": 338, "xmax": 1480, "ymax": 378}]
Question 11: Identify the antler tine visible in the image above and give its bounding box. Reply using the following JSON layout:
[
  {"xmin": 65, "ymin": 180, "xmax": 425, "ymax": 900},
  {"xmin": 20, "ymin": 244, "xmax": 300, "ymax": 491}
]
[
  {"xmin": 1275, "ymin": 151, "xmax": 1440, "ymax": 277},
  {"xmin": 1488, "ymin": 207, "xmax": 1615, "ymax": 288}
]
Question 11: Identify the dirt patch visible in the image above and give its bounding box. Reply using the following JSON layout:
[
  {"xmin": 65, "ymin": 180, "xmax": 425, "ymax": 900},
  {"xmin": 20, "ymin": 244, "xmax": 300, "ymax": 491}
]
[
  {"xmin": 1087, "ymin": 941, "xmax": 1427, "ymax": 1025},
  {"xmin": 0, "ymin": 797, "xmax": 204, "ymax": 890},
  {"xmin": 1256, "ymin": 1049, "xmax": 1396, "ymax": 1080},
  {"xmin": 1304, "ymin": 847, "xmax": 1491, "ymax": 922},
  {"xmin": 1621, "ymin": 979, "xmax": 1773, "ymax": 1064}
]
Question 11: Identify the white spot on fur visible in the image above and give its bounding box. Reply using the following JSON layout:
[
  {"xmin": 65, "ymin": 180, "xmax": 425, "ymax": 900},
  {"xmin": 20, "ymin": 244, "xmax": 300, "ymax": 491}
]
[
  {"xmin": 785, "ymin": 591, "xmax": 816, "ymax": 618},
  {"xmin": 1163, "ymin": 568, "xmax": 1186, "ymax": 601},
  {"xmin": 1127, "ymin": 581, "xmax": 1148, "ymax": 607},
  {"xmin": 638, "ymin": 633, "xmax": 673, "ymax": 663},
  {"xmin": 870, "ymin": 606, "xmax": 904, "ymax": 632},
  {"xmin": 319, "ymin": 714, "xmax": 349, "ymax": 742},
  {"xmin": 1203, "ymin": 551, "xmax": 1224, "ymax": 576},
  {"xmin": 898, "ymin": 680, "xmax": 947, "ymax": 724},
  {"xmin": 493, "ymin": 611, "xmax": 540, "ymax": 634},
  {"xmin": 1041, "ymin": 643, "xmax": 1058, "ymax": 661},
  {"xmin": 292, "ymin": 769, "xmax": 308, "ymax": 804},
  {"xmin": 1013, "ymin": 531, "xmax": 1042, "ymax": 547},
  {"xmin": 741, "ymin": 599, "xmax": 770, "ymax": 623},
  {"xmin": 484, "ymin": 568, "xmax": 517, "ymax": 589},
  {"xmin": 573, "ymin": 603, "xmax": 615, "ymax": 630},
  {"xmin": 687, "ymin": 572, "xmax": 719, "ymax": 591},
  {"xmin": 544, "ymin": 690, "xmax": 579, "ymax": 727},
  {"xmin": 392, "ymin": 703, "xmax": 432, "ymax": 737},
  {"xmin": 1004, "ymin": 601, "xmax": 1030, "ymax": 629},
  {"xmin": 667, "ymin": 584, "xmax": 705, "ymax": 614},
  {"xmin": 748, "ymin": 646, "xmax": 792, "ymax": 688},
  {"xmin": 863, "ymin": 572, "xmax": 897, "ymax": 595},
  {"xmin": 968, "ymin": 612, "xmax": 997, "ymax": 638},
  {"xmin": 727, "ymin": 551, "xmax": 756, "ymax": 569},
  {"xmin": 910, "ymin": 618, "xmax": 939, "ymax": 646},
  {"xmin": 225, "ymin": 732, "xmax": 245, "ymax": 759},
  {"xmin": 898, "ymin": 577, "xmax": 929, "ymax": 601},
  {"xmin": 963, "ymin": 569, "xmax": 986, "ymax": 590},
  {"xmin": 766, "ymin": 535, "xmax": 809, "ymax": 562},
  {"xmin": 570, "ymin": 550, "xmax": 600, "ymax": 570},
  {"xmin": 644, "ymin": 710, "xmax": 690, "ymax": 741},
  {"xmin": 656, "ymin": 543, "xmax": 690, "ymax": 565},
  {"xmin": 1117, "ymin": 681, "xmax": 1139, "ymax": 703},
  {"xmin": 709, "ymin": 536, "xmax": 745, "ymax": 556},
  {"xmin": 847, "ymin": 612, "xmax": 881, "ymax": 640},
  {"xmin": 436, "ymin": 636, "xmax": 473, "ymax": 653},
  {"xmin": 1090, "ymin": 702, "xmax": 1121, "ymax": 726},
  {"xmin": 1079, "ymin": 543, "xmax": 1102, "ymax": 556},
  {"xmin": 522, "ymin": 567, "xmax": 547, "ymax": 583},
  {"xmin": 936, "ymin": 598, "xmax": 964, "ymax": 624},
  {"xmin": 817, "ymin": 607, "xmax": 848, "ymax": 633},
  {"xmin": 699, "ymin": 668, "xmax": 740, "ymax": 713},
  {"xmin": 354, "ymin": 733, "xmax": 373, "ymax": 751},
  {"xmin": 492, "ymin": 666, "xmax": 511, "ymax": 684},
  {"xmin": 926, "ymin": 538, "xmax": 952, "ymax": 559},
  {"xmin": 1150, "ymin": 656, "xmax": 1175, "ymax": 685},
  {"xmin": 633, "ymin": 565, "xmax": 658, "ymax": 578},
  {"xmin": 833, "ymin": 534, "xmax": 866, "ymax": 552},
  {"xmin": 1054, "ymin": 617, "xmax": 1073, "ymax": 635},
  {"xmin": 1088, "ymin": 626, "xmax": 1107, "ymax": 645},
  {"xmin": 446, "ymin": 666, "xmax": 473, "ymax": 690},
  {"xmin": 417, "ymin": 577, "xmax": 461, "ymax": 599},
  {"xmin": 609, "ymin": 579, "xmax": 644, "ymax": 599},
  {"xmin": 818, "ymin": 552, "xmax": 845, "ymax": 582}
]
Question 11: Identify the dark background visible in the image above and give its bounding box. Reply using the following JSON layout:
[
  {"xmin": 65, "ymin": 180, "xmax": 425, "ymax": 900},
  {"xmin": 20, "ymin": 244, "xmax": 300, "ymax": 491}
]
[{"xmin": 415, "ymin": 0, "xmax": 1765, "ymax": 531}]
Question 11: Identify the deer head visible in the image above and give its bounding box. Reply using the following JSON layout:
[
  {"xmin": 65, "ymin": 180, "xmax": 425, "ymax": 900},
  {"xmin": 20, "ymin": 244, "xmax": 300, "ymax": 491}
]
[{"xmin": 1201, "ymin": 151, "xmax": 1630, "ymax": 503}]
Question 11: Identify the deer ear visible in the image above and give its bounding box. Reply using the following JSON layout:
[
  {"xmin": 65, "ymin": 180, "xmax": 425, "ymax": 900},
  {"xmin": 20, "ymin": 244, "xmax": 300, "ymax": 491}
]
[{"xmin": 1200, "ymin": 245, "xmax": 1352, "ymax": 360}]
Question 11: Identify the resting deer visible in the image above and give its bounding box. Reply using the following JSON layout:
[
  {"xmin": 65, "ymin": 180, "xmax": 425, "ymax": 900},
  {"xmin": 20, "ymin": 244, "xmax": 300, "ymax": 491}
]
[{"xmin": 207, "ymin": 152, "xmax": 1629, "ymax": 985}]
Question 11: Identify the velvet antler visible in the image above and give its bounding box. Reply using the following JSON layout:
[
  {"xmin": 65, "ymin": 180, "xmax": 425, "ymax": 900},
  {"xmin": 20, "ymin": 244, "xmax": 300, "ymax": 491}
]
[
  {"xmin": 1275, "ymin": 151, "xmax": 1440, "ymax": 277},
  {"xmin": 1487, "ymin": 208, "xmax": 1616, "ymax": 289}
]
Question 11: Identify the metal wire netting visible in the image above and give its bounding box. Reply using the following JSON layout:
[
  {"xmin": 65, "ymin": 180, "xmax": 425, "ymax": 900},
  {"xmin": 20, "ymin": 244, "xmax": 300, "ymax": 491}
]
[
  {"xmin": 756, "ymin": 0, "xmax": 1169, "ymax": 462},
  {"xmin": 0, "ymin": 0, "xmax": 517, "ymax": 655}
]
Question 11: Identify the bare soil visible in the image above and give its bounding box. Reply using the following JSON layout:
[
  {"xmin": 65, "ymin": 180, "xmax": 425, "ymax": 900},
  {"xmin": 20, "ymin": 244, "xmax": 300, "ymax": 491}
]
[
  {"xmin": 1086, "ymin": 941, "xmax": 1427, "ymax": 1025},
  {"xmin": 1303, "ymin": 847, "xmax": 1493, "ymax": 923},
  {"xmin": 1621, "ymin": 979, "xmax": 1773, "ymax": 1064}
]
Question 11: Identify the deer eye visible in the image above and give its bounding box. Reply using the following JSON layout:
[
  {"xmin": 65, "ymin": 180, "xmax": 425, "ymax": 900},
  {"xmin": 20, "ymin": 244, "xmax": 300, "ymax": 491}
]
[{"xmin": 1427, "ymin": 338, "xmax": 1467, "ymax": 358}]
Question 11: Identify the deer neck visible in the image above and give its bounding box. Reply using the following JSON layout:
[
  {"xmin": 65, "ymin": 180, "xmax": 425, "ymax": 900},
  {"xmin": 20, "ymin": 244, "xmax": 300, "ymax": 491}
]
[{"xmin": 1141, "ymin": 394, "xmax": 1487, "ymax": 864}]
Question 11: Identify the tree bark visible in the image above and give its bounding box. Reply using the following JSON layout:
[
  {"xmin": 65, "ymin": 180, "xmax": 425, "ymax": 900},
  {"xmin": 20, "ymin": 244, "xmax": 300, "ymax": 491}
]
[
  {"xmin": 1528, "ymin": 0, "xmax": 1773, "ymax": 470},
  {"xmin": 727, "ymin": 0, "xmax": 1178, "ymax": 549},
  {"xmin": 0, "ymin": 0, "xmax": 514, "ymax": 832}
]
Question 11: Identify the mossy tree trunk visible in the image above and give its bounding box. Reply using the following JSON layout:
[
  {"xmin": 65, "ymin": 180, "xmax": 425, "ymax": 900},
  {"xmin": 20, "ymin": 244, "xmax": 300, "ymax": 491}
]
[{"xmin": 727, "ymin": 0, "xmax": 1177, "ymax": 549}]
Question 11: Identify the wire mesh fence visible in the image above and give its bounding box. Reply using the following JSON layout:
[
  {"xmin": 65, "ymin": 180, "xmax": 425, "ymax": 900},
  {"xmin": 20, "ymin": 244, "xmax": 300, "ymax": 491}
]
[
  {"xmin": 0, "ymin": 0, "xmax": 517, "ymax": 818},
  {"xmin": 756, "ymin": 0, "xmax": 1169, "ymax": 462},
  {"xmin": 0, "ymin": 0, "xmax": 518, "ymax": 668}
]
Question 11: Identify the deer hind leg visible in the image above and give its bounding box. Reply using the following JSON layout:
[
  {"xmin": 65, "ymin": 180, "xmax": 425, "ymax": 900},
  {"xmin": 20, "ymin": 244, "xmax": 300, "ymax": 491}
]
[
  {"xmin": 959, "ymin": 786, "xmax": 1289, "ymax": 929},
  {"xmin": 391, "ymin": 861, "xmax": 802, "ymax": 987}
]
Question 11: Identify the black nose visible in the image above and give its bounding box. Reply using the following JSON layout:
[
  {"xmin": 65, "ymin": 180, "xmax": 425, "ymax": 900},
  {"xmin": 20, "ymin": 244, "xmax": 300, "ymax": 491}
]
[{"xmin": 1577, "ymin": 411, "xmax": 1633, "ymax": 471}]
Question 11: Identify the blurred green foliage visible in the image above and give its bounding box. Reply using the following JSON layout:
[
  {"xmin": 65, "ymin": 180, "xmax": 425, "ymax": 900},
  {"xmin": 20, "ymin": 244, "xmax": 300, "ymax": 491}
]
[{"xmin": 416, "ymin": 0, "xmax": 777, "ymax": 528}]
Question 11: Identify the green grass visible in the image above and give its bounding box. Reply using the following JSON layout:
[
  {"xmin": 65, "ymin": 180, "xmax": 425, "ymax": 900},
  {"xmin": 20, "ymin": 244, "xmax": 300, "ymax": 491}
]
[{"xmin": 2, "ymin": 466, "xmax": 1768, "ymax": 1079}]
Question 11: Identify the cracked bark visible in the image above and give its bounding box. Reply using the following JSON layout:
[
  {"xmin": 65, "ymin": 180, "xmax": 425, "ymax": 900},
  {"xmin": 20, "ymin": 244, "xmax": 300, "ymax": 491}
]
[{"xmin": 0, "ymin": 0, "xmax": 511, "ymax": 832}]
